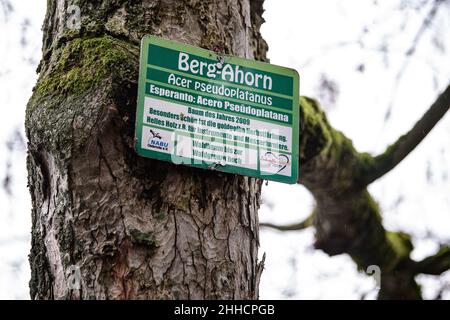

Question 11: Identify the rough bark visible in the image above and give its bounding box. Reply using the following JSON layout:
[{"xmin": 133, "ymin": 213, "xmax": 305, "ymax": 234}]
[{"xmin": 26, "ymin": 0, "xmax": 268, "ymax": 300}]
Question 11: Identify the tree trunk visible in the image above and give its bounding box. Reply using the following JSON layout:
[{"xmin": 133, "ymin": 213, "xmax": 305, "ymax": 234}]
[{"xmin": 26, "ymin": 0, "xmax": 268, "ymax": 300}]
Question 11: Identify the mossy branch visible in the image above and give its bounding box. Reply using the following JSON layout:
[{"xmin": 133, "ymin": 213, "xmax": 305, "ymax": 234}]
[
  {"xmin": 295, "ymin": 96, "xmax": 442, "ymax": 299},
  {"xmin": 414, "ymin": 247, "xmax": 450, "ymax": 276},
  {"xmin": 358, "ymin": 84, "xmax": 450, "ymax": 186}
]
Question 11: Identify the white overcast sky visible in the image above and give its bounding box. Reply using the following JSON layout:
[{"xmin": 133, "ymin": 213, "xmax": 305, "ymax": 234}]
[{"xmin": 0, "ymin": 0, "xmax": 449, "ymax": 299}]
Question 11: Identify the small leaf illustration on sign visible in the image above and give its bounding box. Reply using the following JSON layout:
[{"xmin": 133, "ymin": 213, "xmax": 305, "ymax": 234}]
[{"xmin": 135, "ymin": 36, "xmax": 300, "ymax": 184}]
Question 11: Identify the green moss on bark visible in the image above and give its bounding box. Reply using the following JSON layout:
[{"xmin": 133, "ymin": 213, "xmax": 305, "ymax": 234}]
[
  {"xmin": 129, "ymin": 229, "xmax": 157, "ymax": 248},
  {"xmin": 386, "ymin": 231, "xmax": 413, "ymax": 262},
  {"xmin": 25, "ymin": 35, "xmax": 138, "ymax": 157},
  {"xmin": 34, "ymin": 36, "xmax": 136, "ymax": 100},
  {"xmin": 26, "ymin": 35, "xmax": 138, "ymax": 133},
  {"xmin": 299, "ymin": 96, "xmax": 332, "ymax": 162}
]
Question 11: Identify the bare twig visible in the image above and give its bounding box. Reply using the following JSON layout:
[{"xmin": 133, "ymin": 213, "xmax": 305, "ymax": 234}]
[
  {"xmin": 384, "ymin": 0, "xmax": 442, "ymax": 121},
  {"xmin": 0, "ymin": 0, "xmax": 13, "ymax": 20},
  {"xmin": 260, "ymin": 210, "xmax": 315, "ymax": 231}
]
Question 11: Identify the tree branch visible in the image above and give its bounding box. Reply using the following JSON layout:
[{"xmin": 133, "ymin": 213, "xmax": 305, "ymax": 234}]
[
  {"xmin": 359, "ymin": 84, "xmax": 450, "ymax": 185},
  {"xmin": 260, "ymin": 210, "xmax": 315, "ymax": 232},
  {"xmin": 297, "ymin": 97, "xmax": 430, "ymax": 299},
  {"xmin": 414, "ymin": 247, "xmax": 450, "ymax": 276}
]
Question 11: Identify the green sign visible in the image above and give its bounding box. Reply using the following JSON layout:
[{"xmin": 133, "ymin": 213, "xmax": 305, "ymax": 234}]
[{"xmin": 135, "ymin": 36, "xmax": 300, "ymax": 184}]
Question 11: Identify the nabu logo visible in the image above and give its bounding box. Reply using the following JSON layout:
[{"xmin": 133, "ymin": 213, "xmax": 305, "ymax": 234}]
[{"xmin": 147, "ymin": 129, "xmax": 169, "ymax": 151}]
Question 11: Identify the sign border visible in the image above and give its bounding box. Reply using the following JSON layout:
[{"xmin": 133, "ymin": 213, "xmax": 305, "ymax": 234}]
[{"xmin": 135, "ymin": 35, "xmax": 300, "ymax": 184}]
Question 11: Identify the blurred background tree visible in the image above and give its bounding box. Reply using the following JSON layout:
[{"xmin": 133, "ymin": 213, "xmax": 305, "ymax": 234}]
[{"xmin": 0, "ymin": 0, "xmax": 449, "ymax": 299}]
